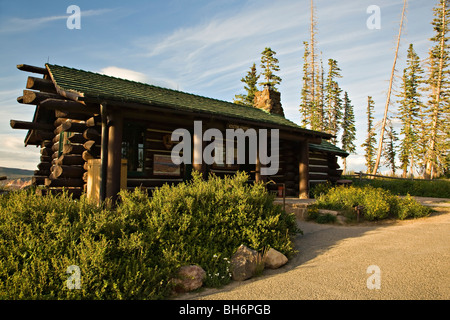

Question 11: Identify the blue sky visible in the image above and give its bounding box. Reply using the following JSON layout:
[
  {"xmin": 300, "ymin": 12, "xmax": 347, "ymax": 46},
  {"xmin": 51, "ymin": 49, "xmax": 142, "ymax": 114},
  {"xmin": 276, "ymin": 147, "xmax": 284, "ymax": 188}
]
[{"xmin": 0, "ymin": 0, "xmax": 436, "ymax": 172}]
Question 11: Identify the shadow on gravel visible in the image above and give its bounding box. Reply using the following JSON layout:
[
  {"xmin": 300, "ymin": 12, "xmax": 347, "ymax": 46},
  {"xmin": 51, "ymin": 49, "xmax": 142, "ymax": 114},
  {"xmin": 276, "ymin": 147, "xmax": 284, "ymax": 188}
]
[{"xmin": 262, "ymin": 220, "xmax": 384, "ymax": 277}]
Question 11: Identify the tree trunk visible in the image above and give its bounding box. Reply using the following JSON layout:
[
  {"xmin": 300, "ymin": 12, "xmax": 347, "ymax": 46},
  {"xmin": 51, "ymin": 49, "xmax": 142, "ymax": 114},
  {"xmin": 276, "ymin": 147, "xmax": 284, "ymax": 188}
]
[
  {"xmin": 372, "ymin": 0, "xmax": 407, "ymax": 175},
  {"xmin": 425, "ymin": 0, "xmax": 446, "ymax": 179},
  {"xmin": 310, "ymin": 0, "xmax": 316, "ymax": 103}
]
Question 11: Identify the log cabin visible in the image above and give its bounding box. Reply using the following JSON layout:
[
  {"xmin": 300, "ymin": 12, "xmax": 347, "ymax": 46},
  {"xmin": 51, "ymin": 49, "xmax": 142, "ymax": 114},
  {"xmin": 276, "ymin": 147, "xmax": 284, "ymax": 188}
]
[{"xmin": 10, "ymin": 63, "xmax": 348, "ymax": 202}]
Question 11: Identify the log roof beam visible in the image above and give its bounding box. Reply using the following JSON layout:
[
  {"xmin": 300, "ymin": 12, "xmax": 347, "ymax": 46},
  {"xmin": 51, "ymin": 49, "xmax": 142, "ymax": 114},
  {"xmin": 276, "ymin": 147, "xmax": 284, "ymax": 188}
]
[
  {"xmin": 17, "ymin": 64, "xmax": 48, "ymax": 75},
  {"xmin": 10, "ymin": 120, "xmax": 54, "ymax": 131},
  {"xmin": 26, "ymin": 76, "xmax": 57, "ymax": 93}
]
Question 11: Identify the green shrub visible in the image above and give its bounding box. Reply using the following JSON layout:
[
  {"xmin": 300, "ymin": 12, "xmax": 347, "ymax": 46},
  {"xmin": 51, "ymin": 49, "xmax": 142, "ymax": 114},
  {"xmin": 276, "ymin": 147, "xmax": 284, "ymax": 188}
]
[
  {"xmin": 315, "ymin": 185, "xmax": 431, "ymax": 221},
  {"xmin": 138, "ymin": 171, "xmax": 299, "ymax": 288},
  {"xmin": 305, "ymin": 204, "xmax": 338, "ymax": 224},
  {"xmin": 315, "ymin": 213, "xmax": 337, "ymax": 224},
  {"xmin": 310, "ymin": 181, "xmax": 333, "ymax": 198},
  {"xmin": 0, "ymin": 171, "xmax": 299, "ymax": 299},
  {"xmin": 305, "ymin": 205, "xmax": 320, "ymax": 221},
  {"xmin": 396, "ymin": 194, "xmax": 432, "ymax": 220},
  {"xmin": 351, "ymin": 178, "xmax": 450, "ymax": 198}
]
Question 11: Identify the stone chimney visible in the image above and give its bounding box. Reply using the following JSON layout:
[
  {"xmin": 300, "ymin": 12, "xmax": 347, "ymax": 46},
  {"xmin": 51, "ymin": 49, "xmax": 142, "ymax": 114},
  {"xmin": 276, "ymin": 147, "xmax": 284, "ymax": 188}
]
[{"xmin": 253, "ymin": 85, "xmax": 285, "ymax": 117}]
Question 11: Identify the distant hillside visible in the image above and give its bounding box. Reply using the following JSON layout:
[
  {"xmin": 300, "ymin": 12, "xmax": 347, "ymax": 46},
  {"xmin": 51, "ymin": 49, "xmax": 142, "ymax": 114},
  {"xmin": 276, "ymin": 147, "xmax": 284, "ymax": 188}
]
[{"xmin": 0, "ymin": 167, "xmax": 34, "ymax": 180}]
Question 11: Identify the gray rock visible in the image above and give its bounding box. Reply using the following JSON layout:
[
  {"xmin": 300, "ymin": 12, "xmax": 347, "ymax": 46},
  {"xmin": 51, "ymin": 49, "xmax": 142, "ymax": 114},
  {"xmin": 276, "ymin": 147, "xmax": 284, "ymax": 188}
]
[
  {"xmin": 172, "ymin": 265, "xmax": 206, "ymax": 293},
  {"xmin": 231, "ymin": 244, "xmax": 259, "ymax": 281},
  {"xmin": 264, "ymin": 248, "xmax": 288, "ymax": 269}
]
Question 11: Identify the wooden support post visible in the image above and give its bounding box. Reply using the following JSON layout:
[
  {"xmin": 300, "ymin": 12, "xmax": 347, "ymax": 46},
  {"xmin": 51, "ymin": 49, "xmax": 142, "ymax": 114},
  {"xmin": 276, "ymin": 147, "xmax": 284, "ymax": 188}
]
[
  {"xmin": 254, "ymin": 153, "xmax": 267, "ymax": 184},
  {"xmin": 100, "ymin": 103, "xmax": 108, "ymax": 204},
  {"xmin": 298, "ymin": 141, "xmax": 309, "ymax": 199},
  {"xmin": 106, "ymin": 110, "xmax": 123, "ymax": 202},
  {"xmin": 192, "ymin": 121, "xmax": 205, "ymax": 178},
  {"xmin": 255, "ymin": 154, "xmax": 261, "ymax": 183}
]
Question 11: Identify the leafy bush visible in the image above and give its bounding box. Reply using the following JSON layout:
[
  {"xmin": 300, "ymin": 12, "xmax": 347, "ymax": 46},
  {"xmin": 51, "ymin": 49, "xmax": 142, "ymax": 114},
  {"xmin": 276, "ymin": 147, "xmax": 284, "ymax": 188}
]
[
  {"xmin": 132, "ymin": 171, "xmax": 299, "ymax": 287},
  {"xmin": 0, "ymin": 171, "xmax": 299, "ymax": 299},
  {"xmin": 315, "ymin": 185, "xmax": 431, "ymax": 221},
  {"xmin": 0, "ymin": 189, "xmax": 173, "ymax": 300},
  {"xmin": 310, "ymin": 181, "xmax": 333, "ymax": 198},
  {"xmin": 351, "ymin": 178, "xmax": 450, "ymax": 198},
  {"xmin": 315, "ymin": 213, "xmax": 337, "ymax": 224}
]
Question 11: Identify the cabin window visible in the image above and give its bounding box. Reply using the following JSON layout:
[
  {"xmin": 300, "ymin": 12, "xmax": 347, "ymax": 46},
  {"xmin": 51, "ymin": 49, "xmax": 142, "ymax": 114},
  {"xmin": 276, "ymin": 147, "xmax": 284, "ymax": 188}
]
[{"xmin": 122, "ymin": 123, "xmax": 145, "ymax": 176}]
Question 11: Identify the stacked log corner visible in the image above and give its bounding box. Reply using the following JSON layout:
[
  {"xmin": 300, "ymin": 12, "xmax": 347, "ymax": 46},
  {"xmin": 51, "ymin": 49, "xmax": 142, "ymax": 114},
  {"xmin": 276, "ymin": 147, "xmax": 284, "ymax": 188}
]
[
  {"xmin": 44, "ymin": 118, "xmax": 102, "ymax": 198},
  {"xmin": 14, "ymin": 65, "xmax": 102, "ymax": 198}
]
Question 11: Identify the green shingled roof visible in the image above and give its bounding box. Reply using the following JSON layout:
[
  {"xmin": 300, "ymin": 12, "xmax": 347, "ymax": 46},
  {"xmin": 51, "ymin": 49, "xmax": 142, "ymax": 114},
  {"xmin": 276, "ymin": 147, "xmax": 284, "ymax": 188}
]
[
  {"xmin": 46, "ymin": 64, "xmax": 329, "ymax": 137},
  {"xmin": 309, "ymin": 140, "xmax": 349, "ymax": 157}
]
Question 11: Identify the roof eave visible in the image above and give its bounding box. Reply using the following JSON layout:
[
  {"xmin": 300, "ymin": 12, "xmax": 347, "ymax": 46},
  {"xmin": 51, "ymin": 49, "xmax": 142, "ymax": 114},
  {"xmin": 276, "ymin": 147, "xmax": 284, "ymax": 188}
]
[{"xmin": 78, "ymin": 94, "xmax": 332, "ymax": 140}]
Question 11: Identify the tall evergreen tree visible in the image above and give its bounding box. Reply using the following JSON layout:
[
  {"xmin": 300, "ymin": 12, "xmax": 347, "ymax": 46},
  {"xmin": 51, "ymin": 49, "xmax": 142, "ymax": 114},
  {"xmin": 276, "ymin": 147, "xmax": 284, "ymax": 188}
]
[
  {"xmin": 341, "ymin": 91, "xmax": 356, "ymax": 174},
  {"xmin": 383, "ymin": 121, "xmax": 398, "ymax": 175},
  {"xmin": 299, "ymin": 41, "xmax": 312, "ymax": 127},
  {"xmin": 259, "ymin": 47, "xmax": 282, "ymax": 90},
  {"xmin": 311, "ymin": 58, "xmax": 325, "ymax": 131},
  {"xmin": 425, "ymin": 0, "xmax": 450, "ymax": 178},
  {"xmin": 299, "ymin": 0, "xmax": 323, "ymax": 131},
  {"xmin": 397, "ymin": 44, "xmax": 424, "ymax": 178},
  {"xmin": 299, "ymin": 45, "xmax": 324, "ymax": 131},
  {"xmin": 233, "ymin": 63, "xmax": 260, "ymax": 107},
  {"xmin": 324, "ymin": 58, "xmax": 343, "ymax": 143},
  {"xmin": 361, "ymin": 96, "xmax": 377, "ymax": 173},
  {"xmin": 309, "ymin": 0, "xmax": 318, "ymax": 109}
]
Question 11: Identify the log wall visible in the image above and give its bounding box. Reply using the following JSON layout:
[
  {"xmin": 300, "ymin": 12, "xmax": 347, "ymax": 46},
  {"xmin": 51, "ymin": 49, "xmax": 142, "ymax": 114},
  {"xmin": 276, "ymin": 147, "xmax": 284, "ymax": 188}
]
[{"xmin": 308, "ymin": 150, "xmax": 343, "ymax": 191}]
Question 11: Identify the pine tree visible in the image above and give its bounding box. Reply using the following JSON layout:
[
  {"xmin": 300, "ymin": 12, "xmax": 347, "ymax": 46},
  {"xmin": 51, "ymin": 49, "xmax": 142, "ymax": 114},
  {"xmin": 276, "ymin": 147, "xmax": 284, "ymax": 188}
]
[
  {"xmin": 233, "ymin": 63, "xmax": 260, "ymax": 107},
  {"xmin": 416, "ymin": 96, "xmax": 429, "ymax": 176},
  {"xmin": 383, "ymin": 121, "xmax": 398, "ymax": 175},
  {"xmin": 259, "ymin": 47, "xmax": 282, "ymax": 90},
  {"xmin": 309, "ymin": 0, "xmax": 318, "ymax": 111},
  {"xmin": 361, "ymin": 96, "xmax": 377, "ymax": 173},
  {"xmin": 299, "ymin": 1, "xmax": 324, "ymax": 131},
  {"xmin": 311, "ymin": 58, "xmax": 325, "ymax": 131},
  {"xmin": 341, "ymin": 91, "xmax": 356, "ymax": 174},
  {"xmin": 425, "ymin": 0, "xmax": 450, "ymax": 179},
  {"xmin": 324, "ymin": 58, "xmax": 343, "ymax": 143},
  {"xmin": 299, "ymin": 41, "xmax": 312, "ymax": 127},
  {"xmin": 397, "ymin": 44, "xmax": 424, "ymax": 178}
]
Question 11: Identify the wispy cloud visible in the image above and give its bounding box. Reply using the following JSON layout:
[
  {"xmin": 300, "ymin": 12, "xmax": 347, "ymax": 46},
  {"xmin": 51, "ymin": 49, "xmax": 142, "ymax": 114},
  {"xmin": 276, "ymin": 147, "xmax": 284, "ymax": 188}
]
[
  {"xmin": 134, "ymin": 1, "xmax": 309, "ymax": 92},
  {"xmin": 98, "ymin": 66, "xmax": 179, "ymax": 89},
  {"xmin": 99, "ymin": 66, "xmax": 148, "ymax": 83},
  {"xmin": 0, "ymin": 8, "xmax": 113, "ymax": 34}
]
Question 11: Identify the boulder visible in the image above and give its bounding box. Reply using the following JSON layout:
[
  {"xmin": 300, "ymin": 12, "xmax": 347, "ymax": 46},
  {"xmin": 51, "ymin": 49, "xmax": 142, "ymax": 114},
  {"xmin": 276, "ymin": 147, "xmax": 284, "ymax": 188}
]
[
  {"xmin": 264, "ymin": 248, "xmax": 288, "ymax": 269},
  {"xmin": 172, "ymin": 265, "xmax": 206, "ymax": 293},
  {"xmin": 231, "ymin": 244, "xmax": 260, "ymax": 281}
]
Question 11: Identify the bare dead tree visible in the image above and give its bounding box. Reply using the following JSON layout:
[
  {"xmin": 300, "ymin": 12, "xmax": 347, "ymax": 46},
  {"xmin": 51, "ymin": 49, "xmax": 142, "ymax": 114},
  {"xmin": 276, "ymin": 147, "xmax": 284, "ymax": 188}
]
[{"xmin": 372, "ymin": 0, "xmax": 407, "ymax": 174}]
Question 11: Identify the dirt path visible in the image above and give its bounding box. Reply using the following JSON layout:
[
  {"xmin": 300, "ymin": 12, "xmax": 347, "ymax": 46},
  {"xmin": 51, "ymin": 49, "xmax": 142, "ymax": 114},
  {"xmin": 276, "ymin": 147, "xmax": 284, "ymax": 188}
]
[{"xmin": 182, "ymin": 202, "xmax": 450, "ymax": 300}]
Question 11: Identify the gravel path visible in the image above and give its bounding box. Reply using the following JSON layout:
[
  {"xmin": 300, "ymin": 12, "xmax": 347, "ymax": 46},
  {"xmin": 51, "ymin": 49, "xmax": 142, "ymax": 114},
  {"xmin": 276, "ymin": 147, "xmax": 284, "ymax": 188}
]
[{"xmin": 183, "ymin": 200, "xmax": 450, "ymax": 300}]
